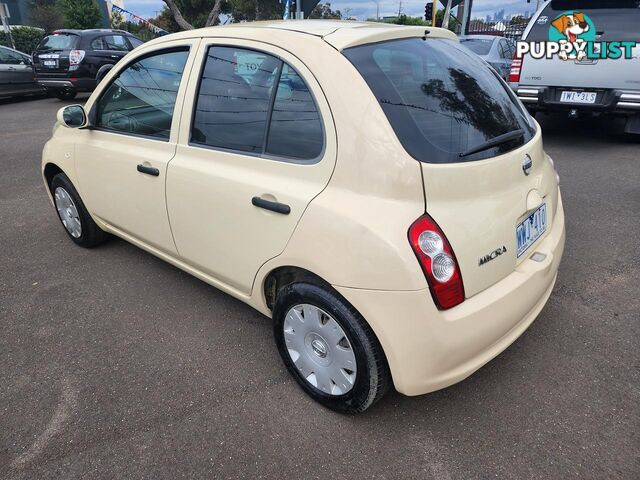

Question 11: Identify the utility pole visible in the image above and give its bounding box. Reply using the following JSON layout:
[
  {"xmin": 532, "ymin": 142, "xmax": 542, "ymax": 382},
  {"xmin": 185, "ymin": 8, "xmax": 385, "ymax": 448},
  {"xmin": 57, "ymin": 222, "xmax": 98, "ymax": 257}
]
[
  {"xmin": 432, "ymin": 0, "xmax": 437, "ymax": 26},
  {"xmin": 442, "ymin": 0, "xmax": 453, "ymax": 29},
  {"xmin": 375, "ymin": 0, "xmax": 379, "ymax": 20},
  {"xmin": 0, "ymin": 3, "xmax": 15, "ymax": 50},
  {"xmin": 398, "ymin": 0, "xmax": 402, "ymax": 17},
  {"xmin": 295, "ymin": 0, "xmax": 303, "ymax": 19}
]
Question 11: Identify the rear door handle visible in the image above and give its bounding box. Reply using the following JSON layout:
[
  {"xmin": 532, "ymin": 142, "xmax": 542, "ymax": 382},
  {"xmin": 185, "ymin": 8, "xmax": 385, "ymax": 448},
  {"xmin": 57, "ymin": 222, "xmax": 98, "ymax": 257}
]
[
  {"xmin": 137, "ymin": 164, "xmax": 159, "ymax": 176},
  {"xmin": 251, "ymin": 196, "xmax": 290, "ymax": 215}
]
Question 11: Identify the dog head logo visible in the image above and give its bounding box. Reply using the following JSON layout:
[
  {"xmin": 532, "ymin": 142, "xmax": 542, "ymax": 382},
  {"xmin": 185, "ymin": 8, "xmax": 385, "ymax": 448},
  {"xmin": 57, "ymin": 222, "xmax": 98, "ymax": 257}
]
[{"xmin": 551, "ymin": 12, "xmax": 590, "ymax": 43}]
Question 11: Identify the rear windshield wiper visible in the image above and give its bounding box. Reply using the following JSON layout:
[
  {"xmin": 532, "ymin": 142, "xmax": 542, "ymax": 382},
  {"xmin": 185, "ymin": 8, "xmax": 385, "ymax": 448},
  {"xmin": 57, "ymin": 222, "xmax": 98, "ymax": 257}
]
[{"xmin": 459, "ymin": 129, "xmax": 524, "ymax": 158}]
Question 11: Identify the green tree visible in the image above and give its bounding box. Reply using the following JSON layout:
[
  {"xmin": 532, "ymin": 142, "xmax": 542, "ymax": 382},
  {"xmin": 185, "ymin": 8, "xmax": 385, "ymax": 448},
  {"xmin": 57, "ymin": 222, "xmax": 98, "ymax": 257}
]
[
  {"xmin": 28, "ymin": 0, "xmax": 64, "ymax": 33},
  {"xmin": 393, "ymin": 14, "xmax": 428, "ymax": 25},
  {"xmin": 223, "ymin": 0, "xmax": 283, "ymax": 22},
  {"xmin": 60, "ymin": 0, "xmax": 103, "ymax": 29},
  {"xmin": 0, "ymin": 26, "xmax": 45, "ymax": 53},
  {"xmin": 309, "ymin": 2, "xmax": 341, "ymax": 19}
]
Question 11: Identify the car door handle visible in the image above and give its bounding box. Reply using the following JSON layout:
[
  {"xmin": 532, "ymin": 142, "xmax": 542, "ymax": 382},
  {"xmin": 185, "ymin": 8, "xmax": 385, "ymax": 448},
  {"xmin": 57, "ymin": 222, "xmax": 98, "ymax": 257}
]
[
  {"xmin": 251, "ymin": 196, "xmax": 290, "ymax": 215},
  {"xmin": 137, "ymin": 164, "xmax": 159, "ymax": 176}
]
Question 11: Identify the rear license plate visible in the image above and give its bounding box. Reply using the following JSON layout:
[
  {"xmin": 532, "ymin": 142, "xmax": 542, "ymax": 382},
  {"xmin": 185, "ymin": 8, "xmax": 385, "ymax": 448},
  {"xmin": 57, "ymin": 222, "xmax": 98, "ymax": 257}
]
[
  {"xmin": 560, "ymin": 91, "xmax": 597, "ymax": 104},
  {"xmin": 516, "ymin": 203, "xmax": 547, "ymax": 258},
  {"xmin": 43, "ymin": 60, "xmax": 57, "ymax": 67}
]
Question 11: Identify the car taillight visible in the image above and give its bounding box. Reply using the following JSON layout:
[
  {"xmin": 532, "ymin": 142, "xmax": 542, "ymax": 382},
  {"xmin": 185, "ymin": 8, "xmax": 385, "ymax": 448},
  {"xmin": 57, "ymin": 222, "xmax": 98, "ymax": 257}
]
[
  {"xmin": 408, "ymin": 214, "xmax": 465, "ymax": 309},
  {"xmin": 69, "ymin": 50, "xmax": 85, "ymax": 66},
  {"xmin": 508, "ymin": 53, "xmax": 522, "ymax": 83}
]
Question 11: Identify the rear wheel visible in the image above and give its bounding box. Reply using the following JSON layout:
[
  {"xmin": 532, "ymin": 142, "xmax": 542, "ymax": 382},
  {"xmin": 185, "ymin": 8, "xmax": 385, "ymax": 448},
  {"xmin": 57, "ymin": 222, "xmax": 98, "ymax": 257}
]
[
  {"xmin": 52, "ymin": 89, "xmax": 77, "ymax": 101},
  {"xmin": 50, "ymin": 173, "xmax": 108, "ymax": 247},
  {"xmin": 273, "ymin": 282, "xmax": 391, "ymax": 413}
]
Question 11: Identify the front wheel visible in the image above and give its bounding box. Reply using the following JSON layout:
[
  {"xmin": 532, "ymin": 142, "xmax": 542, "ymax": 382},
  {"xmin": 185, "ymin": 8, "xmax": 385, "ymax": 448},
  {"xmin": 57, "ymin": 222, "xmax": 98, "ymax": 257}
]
[
  {"xmin": 273, "ymin": 282, "xmax": 391, "ymax": 413},
  {"xmin": 50, "ymin": 173, "xmax": 108, "ymax": 247}
]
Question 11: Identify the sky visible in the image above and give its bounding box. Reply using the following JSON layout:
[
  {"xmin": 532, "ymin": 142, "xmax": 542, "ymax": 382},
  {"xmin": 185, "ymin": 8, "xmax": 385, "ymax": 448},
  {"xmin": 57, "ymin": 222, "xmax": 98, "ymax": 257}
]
[{"xmin": 123, "ymin": 0, "xmax": 543, "ymax": 23}]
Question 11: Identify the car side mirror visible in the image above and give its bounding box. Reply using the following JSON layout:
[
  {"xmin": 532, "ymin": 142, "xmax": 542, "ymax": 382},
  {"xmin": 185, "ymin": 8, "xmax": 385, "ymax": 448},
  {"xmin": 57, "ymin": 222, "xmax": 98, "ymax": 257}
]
[{"xmin": 57, "ymin": 105, "xmax": 87, "ymax": 128}]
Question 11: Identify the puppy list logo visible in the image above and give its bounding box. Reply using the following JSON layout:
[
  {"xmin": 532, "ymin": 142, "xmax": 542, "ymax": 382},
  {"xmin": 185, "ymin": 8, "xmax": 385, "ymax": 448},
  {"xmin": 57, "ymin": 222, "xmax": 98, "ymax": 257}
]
[{"xmin": 516, "ymin": 11, "xmax": 637, "ymax": 61}]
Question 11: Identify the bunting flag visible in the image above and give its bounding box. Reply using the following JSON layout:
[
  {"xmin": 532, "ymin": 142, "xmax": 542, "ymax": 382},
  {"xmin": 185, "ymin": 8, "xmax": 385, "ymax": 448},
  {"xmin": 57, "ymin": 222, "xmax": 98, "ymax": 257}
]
[{"xmin": 110, "ymin": 4, "xmax": 169, "ymax": 35}]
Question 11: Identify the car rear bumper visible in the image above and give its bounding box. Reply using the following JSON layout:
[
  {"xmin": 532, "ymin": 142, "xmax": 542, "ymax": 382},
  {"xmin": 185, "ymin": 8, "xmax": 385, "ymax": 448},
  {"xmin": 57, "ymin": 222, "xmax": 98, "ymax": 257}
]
[
  {"xmin": 37, "ymin": 76, "xmax": 95, "ymax": 91},
  {"xmin": 511, "ymin": 85, "xmax": 640, "ymax": 114},
  {"xmin": 336, "ymin": 193, "xmax": 566, "ymax": 396}
]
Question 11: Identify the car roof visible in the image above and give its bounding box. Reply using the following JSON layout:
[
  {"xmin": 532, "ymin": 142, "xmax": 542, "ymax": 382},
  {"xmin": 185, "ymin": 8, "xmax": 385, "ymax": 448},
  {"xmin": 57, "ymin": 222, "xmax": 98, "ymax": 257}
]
[
  {"xmin": 144, "ymin": 20, "xmax": 457, "ymax": 51},
  {"xmin": 50, "ymin": 29, "xmax": 132, "ymax": 36},
  {"xmin": 459, "ymin": 35, "xmax": 501, "ymax": 41},
  {"xmin": 0, "ymin": 44, "xmax": 28, "ymax": 56}
]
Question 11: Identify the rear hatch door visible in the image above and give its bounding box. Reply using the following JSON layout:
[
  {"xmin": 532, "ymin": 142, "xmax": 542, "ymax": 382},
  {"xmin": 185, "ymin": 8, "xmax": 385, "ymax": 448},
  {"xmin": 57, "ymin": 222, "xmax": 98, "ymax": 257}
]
[
  {"xmin": 520, "ymin": 1, "xmax": 640, "ymax": 90},
  {"xmin": 343, "ymin": 35, "xmax": 559, "ymax": 298},
  {"xmin": 33, "ymin": 32, "xmax": 79, "ymax": 75}
]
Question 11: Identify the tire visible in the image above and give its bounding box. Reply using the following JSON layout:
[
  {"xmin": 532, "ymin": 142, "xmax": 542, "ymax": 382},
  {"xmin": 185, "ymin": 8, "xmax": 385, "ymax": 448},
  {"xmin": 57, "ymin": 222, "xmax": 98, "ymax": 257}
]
[
  {"xmin": 50, "ymin": 173, "xmax": 108, "ymax": 248},
  {"xmin": 53, "ymin": 89, "xmax": 77, "ymax": 101},
  {"xmin": 273, "ymin": 282, "xmax": 391, "ymax": 413}
]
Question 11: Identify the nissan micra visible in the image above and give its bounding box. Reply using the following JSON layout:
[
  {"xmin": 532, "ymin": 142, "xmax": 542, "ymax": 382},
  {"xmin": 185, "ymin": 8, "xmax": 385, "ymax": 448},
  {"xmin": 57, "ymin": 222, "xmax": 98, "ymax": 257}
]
[{"xmin": 42, "ymin": 20, "xmax": 565, "ymax": 413}]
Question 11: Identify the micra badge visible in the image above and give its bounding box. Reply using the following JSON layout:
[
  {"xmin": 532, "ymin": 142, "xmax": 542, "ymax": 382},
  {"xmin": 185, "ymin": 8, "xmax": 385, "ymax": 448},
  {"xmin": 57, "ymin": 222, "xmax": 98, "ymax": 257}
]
[{"xmin": 479, "ymin": 246, "xmax": 507, "ymax": 266}]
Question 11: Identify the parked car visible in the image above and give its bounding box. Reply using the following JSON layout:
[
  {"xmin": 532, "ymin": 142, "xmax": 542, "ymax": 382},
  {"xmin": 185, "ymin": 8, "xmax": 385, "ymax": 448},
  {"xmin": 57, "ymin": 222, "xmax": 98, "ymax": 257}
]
[
  {"xmin": 33, "ymin": 29, "xmax": 144, "ymax": 100},
  {"xmin": 0, "ymin": 45, "xmax": 45, "ymax": 99},
  {"xmin": 42, "ymin": 21, "xmax": 565, "ymax": 413},
  {"xmin": 459, "ymin": 34, "xmax": 516, "ymax": 79},
  {"xmin": 510, "ymin": 0, "xmax": 640, "ymax": 134}
]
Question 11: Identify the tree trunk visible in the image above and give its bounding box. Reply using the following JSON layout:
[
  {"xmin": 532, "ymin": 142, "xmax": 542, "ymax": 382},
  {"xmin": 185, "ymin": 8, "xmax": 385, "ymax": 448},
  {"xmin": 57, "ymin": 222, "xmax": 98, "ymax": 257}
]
[
  {"xmin": 162, "ymin": 0, "xmax": 194, "ymax": 30},
  {"xmin": 205, "ymin": 0, "xmax": 223, "ymax": 27}
]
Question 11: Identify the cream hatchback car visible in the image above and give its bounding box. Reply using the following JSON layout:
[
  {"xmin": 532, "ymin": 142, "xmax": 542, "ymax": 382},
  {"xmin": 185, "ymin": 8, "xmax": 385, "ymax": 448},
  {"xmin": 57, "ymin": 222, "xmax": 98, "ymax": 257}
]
[{"xmin": 42, "ymin": 21, "xmax": 565, "ymax": 413}]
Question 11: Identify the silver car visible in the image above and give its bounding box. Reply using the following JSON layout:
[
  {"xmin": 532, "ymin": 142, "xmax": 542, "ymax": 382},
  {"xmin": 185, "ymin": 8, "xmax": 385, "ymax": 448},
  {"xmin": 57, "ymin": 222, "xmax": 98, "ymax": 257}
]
[
  {"xmin": 459, "ymin": 35, "xmax": 516, "ymax": 80},
  {"xmin": 510, "ymin": 0, "xmax": 640, "ymax": 134},
  {"xmin": 0, "ymin": 45, "xmax": 44, "ymax": 99}
]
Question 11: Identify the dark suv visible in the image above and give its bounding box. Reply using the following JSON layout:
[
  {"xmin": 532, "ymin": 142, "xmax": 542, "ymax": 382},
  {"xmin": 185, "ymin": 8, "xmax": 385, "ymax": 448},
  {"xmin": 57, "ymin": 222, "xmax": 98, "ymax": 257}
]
[{"xmin": 33, "ymin": 29, "xmax": 144, "ymax": 100}]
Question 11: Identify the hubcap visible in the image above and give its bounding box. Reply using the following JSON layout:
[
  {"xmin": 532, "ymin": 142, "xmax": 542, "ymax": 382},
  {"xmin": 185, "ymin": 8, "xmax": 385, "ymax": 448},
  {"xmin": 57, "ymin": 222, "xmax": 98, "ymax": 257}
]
[
  {"xmin": 54, "ymin": 187, "xmax": 82, "ymax": 238},
  {"xmin": 283, "ymin": 304, "xmax": 357, "ymax": 396}
]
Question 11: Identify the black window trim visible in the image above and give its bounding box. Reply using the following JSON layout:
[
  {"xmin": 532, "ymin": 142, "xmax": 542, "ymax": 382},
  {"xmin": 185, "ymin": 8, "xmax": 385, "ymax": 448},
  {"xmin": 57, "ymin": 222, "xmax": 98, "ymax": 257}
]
[
  {"xmin": 188, "ymin": 43, "xmax": 326, "ymax": 165},
  {"xmin": 90, "ymin": 45, "xmax": 191, "ymax": 142}
]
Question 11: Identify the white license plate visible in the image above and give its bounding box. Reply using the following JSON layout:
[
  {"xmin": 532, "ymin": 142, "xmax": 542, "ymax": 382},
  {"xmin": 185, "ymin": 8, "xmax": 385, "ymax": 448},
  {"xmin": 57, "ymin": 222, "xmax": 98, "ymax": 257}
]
[
  {"xmin": 516, "ymin": 203, "xmax": 547, "ymax": 258},
  {"xmin": 560, "ymin": 91, "xmax": 597, "ymax": 104},
  {"xmin": 43, "ymin": 60, "xmax": 57, "ymax": 67}
]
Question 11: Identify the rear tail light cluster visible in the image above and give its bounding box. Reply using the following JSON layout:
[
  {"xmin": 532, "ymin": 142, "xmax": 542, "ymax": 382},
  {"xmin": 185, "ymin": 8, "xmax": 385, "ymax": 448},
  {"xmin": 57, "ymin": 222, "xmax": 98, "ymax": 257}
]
[
  {"xmin": 508, "ymin": 54, "xmax": 522, "ymax": 83},
  {"xmin": 69, "ymin": 50, "xmax": 85, "ymax": 66},
  {"xmin": 409, "ymin": 214, "xmax": 465, "ymax": 309}
]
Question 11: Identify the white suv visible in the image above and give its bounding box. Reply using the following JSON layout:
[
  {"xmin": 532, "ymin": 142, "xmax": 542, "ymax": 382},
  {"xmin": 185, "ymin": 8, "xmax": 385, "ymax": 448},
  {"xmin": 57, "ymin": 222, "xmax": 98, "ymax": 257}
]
[{"xmin": 510, "ymin": 0, "xmax": 640, "ymax": 134}]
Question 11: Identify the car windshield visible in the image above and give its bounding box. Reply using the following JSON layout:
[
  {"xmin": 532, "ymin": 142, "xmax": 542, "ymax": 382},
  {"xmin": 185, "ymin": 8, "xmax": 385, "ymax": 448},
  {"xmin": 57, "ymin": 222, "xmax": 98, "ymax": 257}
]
[
  {"xmin": 528, "ymin": 1, "xmax": 640, "ymax": 42},
  {"xmin": 460, "ymin": 38, "xmax": 494, "ymax": 55},
  {"xmin": 37, "ymin": 33, "xmax": 79, "ymax": 51},
  {"xmin": 343, "ymin": 38, "xmax": 535, "ymax": 164}
]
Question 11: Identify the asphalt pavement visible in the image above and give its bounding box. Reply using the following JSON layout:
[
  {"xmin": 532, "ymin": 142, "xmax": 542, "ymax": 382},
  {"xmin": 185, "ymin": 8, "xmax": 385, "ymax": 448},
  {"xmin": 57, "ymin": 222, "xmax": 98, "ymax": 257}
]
[{"xmin": 1, "ymin": 94, "xmax": 638, "ymax": 479}]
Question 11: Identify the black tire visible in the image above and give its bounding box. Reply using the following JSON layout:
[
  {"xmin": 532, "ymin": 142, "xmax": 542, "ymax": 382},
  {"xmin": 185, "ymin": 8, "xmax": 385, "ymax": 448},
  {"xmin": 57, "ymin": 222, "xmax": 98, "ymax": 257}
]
[
  {"xmin": 50, "ymin": 172, "xmax": 108, "ymax": 248},
  {"xmin": 53, "ymin": 89, "xmax": 77, "ymax": 101},
  {"xmin": 273, "ymin": 282, "xmax": 391, "ymax": 414}
]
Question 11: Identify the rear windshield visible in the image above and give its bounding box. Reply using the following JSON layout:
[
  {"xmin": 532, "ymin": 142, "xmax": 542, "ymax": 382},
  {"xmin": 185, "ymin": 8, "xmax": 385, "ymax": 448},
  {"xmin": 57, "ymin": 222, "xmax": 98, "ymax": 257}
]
[
  {"xmin": 343, "ymin": 38, "xmax": 535, "ymax": 164},
  {"xmin": 460, "ymin": 38, "xmax": 494, "ymax": 55},
  {"xmin": 37, "ymin": 33, "xmax": 79, "ymax": 51},
  {"xmin": 527, "ymin": 1, "xmax": 640, "ymax": 42}
]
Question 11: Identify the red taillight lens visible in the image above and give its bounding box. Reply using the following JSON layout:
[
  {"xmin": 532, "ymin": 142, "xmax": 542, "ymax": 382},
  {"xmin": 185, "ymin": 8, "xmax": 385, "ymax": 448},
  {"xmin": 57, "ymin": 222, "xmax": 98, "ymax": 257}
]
[
  {"xmin": 508, "ymin": 54, "xmax": 522, "ymax": 83},
  {"xmin": 408, "ymin": 214, "xmax": 465, "ymax": 309},
  {"xmin": 69, "ymin": 50, "xmax": 85, "ymax": 66}
]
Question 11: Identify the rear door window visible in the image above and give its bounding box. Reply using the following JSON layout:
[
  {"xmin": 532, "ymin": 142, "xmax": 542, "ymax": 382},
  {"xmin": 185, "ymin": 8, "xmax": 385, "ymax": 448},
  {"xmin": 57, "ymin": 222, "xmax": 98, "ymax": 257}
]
[
  {"xmin": 105, "ymin": 35, "xmax": 130, "ymax": 51},
  {"xmin": 343, "ymin": 38, "xmax": 535, "ymax": 164},
  {"xmin": 191, "ymin": 46, "xmax": 324, "ymax": 160}
]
